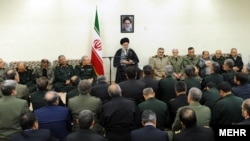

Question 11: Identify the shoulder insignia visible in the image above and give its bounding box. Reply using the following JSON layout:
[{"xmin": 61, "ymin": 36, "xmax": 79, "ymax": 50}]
[{"xmin": 152, "ymin": 55, "xmax": 157, "ymax": 58}]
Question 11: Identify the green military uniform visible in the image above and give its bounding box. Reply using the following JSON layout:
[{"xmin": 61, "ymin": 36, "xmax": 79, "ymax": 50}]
[
  {"xmin": 138, "ymin": 97, "xmax": 170, "ymax": 130},
  {"xmin": 17, "ymin": 68, "xmax": 36, "ymax": 93},
  {"xmin": 0, "ymin": 96, "xmax": 30, "ymax": 140},
  {"xmin": 74, "ymin": 64, "xmax": 97, "ymax": 83},
  {"xmin": 149, "ymin": 55, "xmax": 170, "ymax": 80},
  {"xmin": 169, "ymin": 56, "xmax": 184, "ymax": 80},
  {"xmin": 212, "ymin": 55, "xmax": 225, "ymax": 74},
  {"xmin": 201, "ymin": 73, "xmax": 224, "ymax": 89},
  {"xmin": 54, "ymin": 64, "xmax": 74, "ymax": 92},
  {"xmin": 0, "ymin": 63, "xmax": 9, "ymax": 82},
  {"xmin": 182, "ymin": 55, "xmax": 199, "ymax": 68},
  {"xmin": 222, "ymin": 69, "xmax": 235, "ymax": 87},
  {"xmin": 183, "ymin": 77, "xmax": 201, "ymax": 94},
  {"xmin": 68, "ymin": 94, "xmax": 104, "ymax": 135},
  {"xmin": 172, "ymin": 102, "xmax": 211, "ymax": 132},
  {"xmin": 200, "ymin": 88, "xmax": 220, "ymax": 112}
]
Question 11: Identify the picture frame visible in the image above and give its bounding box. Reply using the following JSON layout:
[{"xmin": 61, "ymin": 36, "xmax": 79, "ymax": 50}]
[{"xmin": 121, "ymin": 15, "xmax": 134, "ymax": 33}]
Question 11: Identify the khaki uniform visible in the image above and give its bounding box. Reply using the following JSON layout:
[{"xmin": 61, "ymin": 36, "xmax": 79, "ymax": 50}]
[{"xmin": 149, "ymin": 55, "xmax": 170, "ymax": 80}]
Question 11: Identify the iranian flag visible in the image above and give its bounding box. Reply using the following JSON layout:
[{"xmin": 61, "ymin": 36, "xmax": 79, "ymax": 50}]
[{"xmin": 91, "ymin": 8, "xmax": 104, "ymax": 76}]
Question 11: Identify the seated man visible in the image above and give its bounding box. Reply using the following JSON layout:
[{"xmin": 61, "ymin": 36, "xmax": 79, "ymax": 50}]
[
  {"xmin": 17, "ymin": 61, "xmax": 37, "ymax": 93},
  {"xmin": 75, "ymin": 55, "xmax": 97, "ymax": 84},
  {"xmin": 0, "ymin": 58, "xmax": 9, "ymax": 82},
  {"xmin": 131, "ymin": 110, "xmax": 168, "ymax": 141},
  {"xmin": 66, "ymin": 110, "xmax": 105, "ymax": 141},
  {"xmin": 198, "ymin": 50, "xmax": 212, "ymax": 78},
  {"xmin": 173, "ymin": 107, "xmax": 215, "ymax": 141},
  {"xmin": 212, "ymin": 49, "xmax": 225, "ymax": 74},
  {"xmin": 227, "ymin": 48, "xmax": 243, "ymax": 72},
  {"xmin": 149, "ymin": 47, "xmax": 170, "ymax": 80},
  {"xmin": 34, "ymin": 91, "xmax": 72, "ymax": 141},
  {"xmin": 9, "ymin": 113, "xmax": 56, "ymax": 141},
  {"xmin": 54, "ymin": 55, "xmax": 75, "ymax": 92},
  {"xmin": 34, "ymin": 59, "xmax": 55, "ymax": 90},
  {"xmin": 169, "ymin": 49, "xmax": 184, "ymax": 80}
]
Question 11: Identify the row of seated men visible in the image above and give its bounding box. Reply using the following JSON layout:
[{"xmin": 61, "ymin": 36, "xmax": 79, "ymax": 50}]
[
  {"xmin": 0, "ymin": 55, "xmax": 97, "ymax": 96},
  {"xmin": 149, "ymin": 47, "xmax": 243, "ymax": 81},
  {"xmin": 1, "ymin": 63, "xmax": 250, "ymax": 141}
]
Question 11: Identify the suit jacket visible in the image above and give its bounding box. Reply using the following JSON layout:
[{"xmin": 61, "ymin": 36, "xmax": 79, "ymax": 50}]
[
  {"xmin": 9, "ymin": 129, "xmax": 56, "ymax": 141},
  {"xmin": 34, "ymin": 65, "xmax": 55, "ymax": 85},
  {"xmin": 232, "ymin": 84, "xmax": 250, "ymax": 100},
  {"xmin": 118, "ymin": 79, "xmax": 146, "ymax": 105},
  {"xmin": 100, "ymin": 96, "xmax": 138, "ymax": 134},
  {"xmin": 173, "ymin": 126, "xmax": 215, "ymax": 141},
  {"xmin": 149, "ymin": 55, "xmax": 170, "ymax": 80},
  {"xmin": 90, "ymin": 81, "xmax": 111, "ymax": 105},
  {"xmin": 141, "ymin": 75, "xmax": 159, "ymax": 96},
  {"xmin": 138, "ymin": 97, "xmax": 170, "ymax": 130},
  {"xmin": 211, "ymin": 94, "xmax": 244, "ymax": 127},
  {"xmin": 66, "ymin": 129, "xmax": 106, "ymax": 141},
  {"xmin": 68, "ymin": 94, "xmax": 103, "ymax": 134},
  {"xmin": 34, "ymin": 105, "xmax": 72, "ymax": 141},
  {"xmin": 168, "ymin": 94, "xmax": 188, "ymax": 124},
  {"xmin": 223, "ymin": 69, "xmax": 236, "ymax": 87},
  {"xmin": 172, "ymin": 102, "xmax": 211, "ymax": 132},
  {"xmin": 227, "ymin": 55, "xmax": 244, "ymax": 72},
  {"xmin": 158, "ymin": 75, "xmax": 177, "ymax": 104},
  {"xmin": 131, "ymin": 125, "xmax": 168, "ymax": 141},
  {"xmin": 65, "ymin": 87, "xmax": 78, "ymax": 107},
  {"xmin": 0, "ymin": 96, "xmax": 30, "ymax": 140},
  {"xmin": 200, "ymin": 88, "xmax": 220, "ymax": 112},
  {"xmin": 235, "ymin": 118, "xmax": 250, "ymax": 125}
]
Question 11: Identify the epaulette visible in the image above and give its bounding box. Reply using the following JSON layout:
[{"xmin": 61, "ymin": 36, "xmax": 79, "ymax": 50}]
[
  {"xmin": 152, "ymin": 55, "xmax": 158, "ymax": 58},
  {"xmin": 174, "ymin": 130, "xmax": 181, "ymax": 134}
]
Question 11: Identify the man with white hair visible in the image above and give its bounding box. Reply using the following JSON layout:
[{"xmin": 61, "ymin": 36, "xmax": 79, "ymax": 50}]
[
  {"xmin": 169, "ymin": 49, "xmax": 184, "ymax": 80},
  {"xmin": 172, "ymin": 87, "xmax": 211, "ymax": 132}
]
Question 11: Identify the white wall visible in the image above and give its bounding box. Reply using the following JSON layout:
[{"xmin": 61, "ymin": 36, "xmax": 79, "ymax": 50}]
[{"xmin": 0, "ymin": 0, "xmax": 250, "ymax": 81}]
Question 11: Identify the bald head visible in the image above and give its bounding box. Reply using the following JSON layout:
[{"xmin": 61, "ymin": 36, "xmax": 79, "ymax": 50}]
[
  {"xmin": 44, "ymin": 91, "xmax": 59, "ymax": 105},
  {"xmin": 108, "ymin": 84, "xmax": 121, "ymax": 97}
]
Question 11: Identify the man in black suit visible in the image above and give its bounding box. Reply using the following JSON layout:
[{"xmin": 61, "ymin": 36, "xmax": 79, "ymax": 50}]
[
  {"xmin": 66, "ymin": 110, "xmax": 105, "ymax": 141},
  {"xmin": 235, "ymin": 98, "xmax": 250, "ymax": 125},
  {"xmin": 100, "ymin": 84, "xmax": 139, "ymax": 141},
  {"xmin": 141, "ymin": 65, "xmax": 159, "ymax": 96},
  {"xmin": 168, "ymin": 81, "xmax": 188, "ymax": 125},
  {"xmin": 9, "ymin": 113, "xmax": 56, "ymax": 141},
  {"xmin": 173, "ymin": 107, "xmax": 215, "ymax": 141},
  {"xmin": 222, "ymin": 58, "xmax": 236, "ymax": 87},
  {"xmin": 227, "ymin": 48, "xmax": 243, "ymax": 72},
  {"xmin": 90, "ymin": 75, "xmax": 111, "ymax": 105},
  {"xmin": 118, "ymin": 66, "xmax": 146, "ymax": 105},
  {"xmin": 131, "ymin": 110, "xmax": 168, "ymax": 141},
  {"xmin": 232, "ymin": 72, "xmax": 250, "ymax": 100}
]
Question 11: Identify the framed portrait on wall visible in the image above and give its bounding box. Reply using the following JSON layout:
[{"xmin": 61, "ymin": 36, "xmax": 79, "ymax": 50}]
[{"xmin": 121, "ymin": 15, "xmax": 134, "ymax": 33}]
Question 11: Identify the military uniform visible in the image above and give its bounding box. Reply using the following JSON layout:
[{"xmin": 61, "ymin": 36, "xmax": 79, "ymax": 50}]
[
  {"xmin": 212, "ymin": 55, "xmax": 225, "ymax": 74},
  {"xmin": 149, "ymin": 55, "xmax": 170, "ymax": 80},
  {"xmin": 54, "ymin": 64, "xmax": 74, "ymax": 92},
  {"xmin": 17, "ymin": 68, "xmax": 36, "ymax": 93},
  {"xmin": 74, "ymin": 64, "xmax": 97, "ymax": 83},
  {"xmin": 182, "ymin": 55, "xmax": 199, "ymax": 68},
  {"xmin": 34, "ymin": 65, "xmax": 55, "ymax": 90},
  {"xmin": 169, "ymin": 56, "xmax": 184, "ymax": 80},
  {"xmin": 0, "ymin": 63, "xmax": 9, "ymax": 82}
]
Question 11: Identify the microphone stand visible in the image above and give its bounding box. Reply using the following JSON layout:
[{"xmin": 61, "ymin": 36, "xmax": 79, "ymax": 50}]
[{"xmin": 102, "ymin": 56, "xmax": 115, "ymax": 84}]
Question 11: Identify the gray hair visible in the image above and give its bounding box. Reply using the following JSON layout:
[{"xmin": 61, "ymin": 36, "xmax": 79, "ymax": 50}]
[
  {"xmin": 165, "ymin": 65, "xmax": 173, "ymax": 75},
  {"xmin": 1, "ymin": 80, "xmax": 16, "ymax": 96},
  {"xmin": 224, "ymin": 58, "xmax": 235, "ymax": 69},
  {"xmin": 188, "ymin": 87, "xmax": 202, "ymax": 102},
  {"xmin": 141, "ymin": 110, "xmax": 156, "ymax": 123},
  {"xmin": 78, "ymin": 110, "xmax": 94, "ymax": 129},
  {"xmin": 78, "ymin": 80, "xmax": 92, "ymax": 94},
  {"xmin": 172, "ymin": 48, "xmax": 179, "ymax": 52},
  {"xmin": 143, "ymin": 87, "xmax": 154, "ymax": 95}
]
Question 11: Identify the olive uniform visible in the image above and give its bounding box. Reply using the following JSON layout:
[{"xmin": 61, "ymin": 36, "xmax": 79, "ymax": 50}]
[
  {"xmin": 54, "ymin": 64, "xmax": 74, "ymax": 92},
  {"xmin": 0, "ymin": 63, "xmax": 9, "ymax": 82},
  {"xmin": 182, "ymin": 55, "xmax": 199, "ymax": 68},
  {"xmin": 75, "ymin": 64, "xmax": 97, "ymax": 83},
  {"xmin": 17, "ymin": 68, "xmax": 36, "ymax": 93},
  {"xmin": 149, "ymin": 55, "xmax": 170, "ymax": 80}
]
